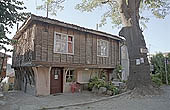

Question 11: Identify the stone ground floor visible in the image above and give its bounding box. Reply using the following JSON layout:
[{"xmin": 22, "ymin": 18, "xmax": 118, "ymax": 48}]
[
  {"xmin": 14, "ymin": 67, "xmax": 114, "ymax": 96},
  {"xmin": 0, "ymin": 85, "xmax": 170, "ymax": 110}
]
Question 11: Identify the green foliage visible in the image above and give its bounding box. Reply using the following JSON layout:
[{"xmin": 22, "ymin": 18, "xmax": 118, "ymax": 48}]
[
  {"xmin": 76, "ymin": 0, "xmax": 170, "ymax": 28},
  {"xmin": 37, "ymin": 0, "xmax": 65, "ymax": 17},
  {"xmin": 115, "ymin": 65, "xmax": 122, "ymax": 80},
  {"xmin": 151, "ymin": 53, "xmax": 165, "ymax": 75},
  {"xmin": 88, "ymin": 77, "xmax": 119, "ymax": 95},
  {"xmin": 75, "ymin": 0, "xmax": 122, "ymax": 28},
  {"xmin": 88, "ymin": 76, "xmax": 107, "ymax": 90},
  {"xmin": 88, "ymin": 76, "xmax": 98, "ymax": 90},
  {"xmin": 0, "ymin": 0, "xmax": 27, "ymax": 51},
  {"xmin": 143, "ymin": 0, "xmax": 170, "ymax": 19},
  {"xmin": 88, "ymin": 70, "xmax": 108, "ymax": 90},
  {"xmin": 96, "ymin": 79, "xmax": 106, "ymax": 89},
  {"xmin": 106, "ymin": 81, "xmax": 119, "ymax": 95},
  {"xmin": 150, "ymin": 52, "xmax": 170, "ymax": 84},
  {"xmin": 151, "ymin": 73, "xmax": 162, "ymax": 86},
  {"xmin": 99, "ymin": 70, "xmax": 107, "ymax": 80}
]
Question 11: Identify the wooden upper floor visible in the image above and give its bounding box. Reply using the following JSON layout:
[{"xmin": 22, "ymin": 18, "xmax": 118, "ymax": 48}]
[{"xmin": 12, "ymin": 15, "xmax": 122, "ymax": 69}]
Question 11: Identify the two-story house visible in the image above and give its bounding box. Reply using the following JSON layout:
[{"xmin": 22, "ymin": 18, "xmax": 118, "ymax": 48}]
[{"xmin": 12, "ymin": 14, "xmax": 122, "ymax": 96}]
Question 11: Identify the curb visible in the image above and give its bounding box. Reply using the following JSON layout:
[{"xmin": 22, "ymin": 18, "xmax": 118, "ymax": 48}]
[
  {"xmin": 0, "ymin": 92, "xmax": 4, "ymax": 98},
  {"xmin": 40, "ymin": 90, "xmax": 131, "ymax": 110}
]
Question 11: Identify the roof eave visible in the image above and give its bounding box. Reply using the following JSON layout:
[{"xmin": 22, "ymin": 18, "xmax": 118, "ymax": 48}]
[
  {"xmin": 13, "ymin": 14, "xmax": 123, "ymax": 41},
  {"xmin": 13, "ymin": 16, "xmax": 32, "ymax": 40}
]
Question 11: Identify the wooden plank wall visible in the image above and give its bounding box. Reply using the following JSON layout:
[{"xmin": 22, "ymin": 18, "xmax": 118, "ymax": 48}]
[
  {"xmin": 13, "ymin": 24, "xmax": 35, "ymax": 67},
  {"xmin": 33, "ymin": 22, "xmax": 120, "ymax": 68}
]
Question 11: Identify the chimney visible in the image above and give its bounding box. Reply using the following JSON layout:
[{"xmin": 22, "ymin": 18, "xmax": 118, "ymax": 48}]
[
  {"xmin": 96, "ymin": 24, "xmax": 98, "ymax": 30},
  {"xmin": 17, "ymin": 23, "xmax": 19, "ymax": 31}
]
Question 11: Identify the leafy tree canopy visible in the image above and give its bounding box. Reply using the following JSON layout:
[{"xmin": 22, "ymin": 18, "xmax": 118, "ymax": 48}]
[
  {"xmin": 37, "ymin": 0, "xmax": 65, "ymax": 17},
  {"xmin": 0, "ymin": 0, "xmax": 27, "ymax": 51},
  {"xmin": 75, "ymin": 0, "xmax": 170, "ymax": 28}
]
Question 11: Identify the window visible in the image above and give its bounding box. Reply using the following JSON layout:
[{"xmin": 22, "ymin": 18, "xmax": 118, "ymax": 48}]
[
  {"xmin": 66, "ymin": 70, "xmax": 74, "ymax": 82},
  {"xmin": 54, "ymin": 32, "xmax": 74, "ymax": 54},
  {"xmin": 97, "ymin": 39, "xmax": 109, "ymax": 57},
  {"xmin": 68, "ymin": 36, "xmax": 73, "ymax": 53}
]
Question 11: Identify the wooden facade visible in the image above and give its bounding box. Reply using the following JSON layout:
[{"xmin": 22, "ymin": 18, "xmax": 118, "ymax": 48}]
[
  {"xmin": 12, "ymin": 15, "xmax": 122, "ymax": 95},
  {"xmin": 13, "ymin": 15, "xmax": 121, "ymax": 69}
]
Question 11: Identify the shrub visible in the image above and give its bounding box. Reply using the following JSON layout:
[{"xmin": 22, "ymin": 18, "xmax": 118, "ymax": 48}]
[
  {"xmin": 100, "ymin": 71, "xmax": 107, "ymax": 80},
  {"xmin": 106, "ymin": 81, "xmax": 119, "ymax": 95},
  {"xmin": 115, "ymin": 65, "xmax": 122, "ymax": 80},
  {"xmin": 88, "ymin": 76, "xmax": 99, "ymax": 91},
  {"xmin": 151, "ymin": 73, "xmax": 162, "ymax": 86},
  {"xmin": 88, "ymin": 77, "xmax": 120, "ymax": 95},
  {"xmin": 88, "ymin": 77, "xmax": 107, "ymax": 90},
  {"xmin": 95, "ymin": 79, "xmax": 106, "ymax": 89}
]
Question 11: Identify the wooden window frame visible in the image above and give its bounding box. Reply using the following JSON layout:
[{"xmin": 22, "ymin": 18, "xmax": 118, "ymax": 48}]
[
  {"xmin": 97, "ymin": 39, "xmax": 109, "ymax": 57},
  {"xmin": 67, "ymin": 35, "xmax": 74, "ymax": 54},
  {"xmin": 53, "ymin": 32, "xmax": 74, "ymax": 55},
  {"xmin": 65, "ymin": 69, "xmax": 75, "ymax": 83}
]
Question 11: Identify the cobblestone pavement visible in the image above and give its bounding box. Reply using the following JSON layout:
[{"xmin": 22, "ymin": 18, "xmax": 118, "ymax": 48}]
[{"xmin": 57, "ymin": 85, "xmax": 170, "ymax": 110}]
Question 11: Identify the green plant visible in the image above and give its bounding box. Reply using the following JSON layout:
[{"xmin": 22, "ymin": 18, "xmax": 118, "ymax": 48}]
[
  {"xmin": 88, "ymin": 77, "xmax": 120, "ymax": 95},
  {"xmin": 94, "ymin": 79, "xmax": 106, "ymax": 89},
  {"xmin": 150, "ymin": 53, "xmax": 170, "ymax": 84},
  {"xmin": 113, "ymin": 87, "xmax": 119, "ymax": 95},
  {"xmin": 88, "ymin": 76, "xmax": 107, "ymax": 90},
  {"xmin": 100, "ymin": 70, "xmax": 107, "ymax": 80},
  {"xmin": 106, "ymin": 81, "xmax": 119, "ymax": 95},
  {"xmin": 88, "ymin": 76, "xmax": 99, "ymax": 91},
  {"xmin": 115, "ymin": 65, "xmax": 122, "ymax": 80},
  {"xmin": 151, "ymin": 73, "xmax": 162, "ymax": 86}
]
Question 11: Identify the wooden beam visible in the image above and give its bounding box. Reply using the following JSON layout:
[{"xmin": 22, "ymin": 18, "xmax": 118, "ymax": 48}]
[{"xmin": 31, "ymin": 60, "xmax": 115, "ymax": 69}]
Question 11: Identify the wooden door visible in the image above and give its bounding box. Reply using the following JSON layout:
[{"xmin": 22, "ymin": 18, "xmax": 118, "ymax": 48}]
[{"xmin": 50, "ymin": 68, "xmax": 63, "ymax": 94}]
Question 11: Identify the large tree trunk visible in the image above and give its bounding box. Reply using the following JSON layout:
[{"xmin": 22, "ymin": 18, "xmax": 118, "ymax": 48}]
[{"xmin": 118, "ymin": 0, "xmax": 158, "ymax": 95}]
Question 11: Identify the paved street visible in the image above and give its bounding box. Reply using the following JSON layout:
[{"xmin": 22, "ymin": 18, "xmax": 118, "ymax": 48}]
[
  {"xmin": 58, "ymin": 85, "xmax": 170, "ymax": 110},
  {"xmin": 0, "ymin": 85, "xmax": 170, "ymax": 110},
  {"xmin": 0, "ymin": 90, "xmax": 108, "ymax": 110}
]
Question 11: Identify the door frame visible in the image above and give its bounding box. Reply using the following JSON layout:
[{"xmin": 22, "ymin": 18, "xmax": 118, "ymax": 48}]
[{"xmin": 50, "ymin": 67, "xmax": 63, "ymax": 94}]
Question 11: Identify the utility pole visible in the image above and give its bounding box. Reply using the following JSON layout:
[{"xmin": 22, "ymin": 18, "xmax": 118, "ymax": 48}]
[
  {"xmin": 35, "ymin": 0, "xmax": 37, "ymax": 14},
  {"xmin": 165, "ymin": 58, "xmax": 168, "ymax": 85},
  {"xmin": 46, "ymin": 2, "xmax": 49, "ymax": 18},
  {"xmin": 96, "ymin": 24, "xmax": 99, "ymax": 30}
]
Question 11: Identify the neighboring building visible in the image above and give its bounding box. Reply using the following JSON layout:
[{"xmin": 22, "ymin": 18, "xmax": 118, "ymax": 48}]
[
  {"xmin": 12, "ymin": 14, "xmax": 122, "ymax": 96},
  {"xmin": 6, "ymin": 64, "xmax": 15, "ymax": 77},
  {"xmin": 6, "ymin": 64, "xmax": 15, "ymax": 84},
  {"xmin": 0, "ymin": 52, "xmax": 11, "ymax": 79},
  {"xmin": 162, "ymin": 52, "xmax": 170, "ymax": 57}
]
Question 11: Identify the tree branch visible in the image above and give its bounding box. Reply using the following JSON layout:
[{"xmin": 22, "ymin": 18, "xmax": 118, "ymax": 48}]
[{"xmin": 135, "ymin": 0, "xmax": 141, "ymax": 21}]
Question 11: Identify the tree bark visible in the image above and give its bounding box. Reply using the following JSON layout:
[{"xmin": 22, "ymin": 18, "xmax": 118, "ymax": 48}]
[{"xmin": 118, "ymin": 0, "xmax": 156, "ymax": 94}]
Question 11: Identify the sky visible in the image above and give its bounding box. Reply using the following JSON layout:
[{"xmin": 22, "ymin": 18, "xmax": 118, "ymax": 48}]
[{"xmin": 3, "ymin": 0, "xmax": 170, "ymax": 64}]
